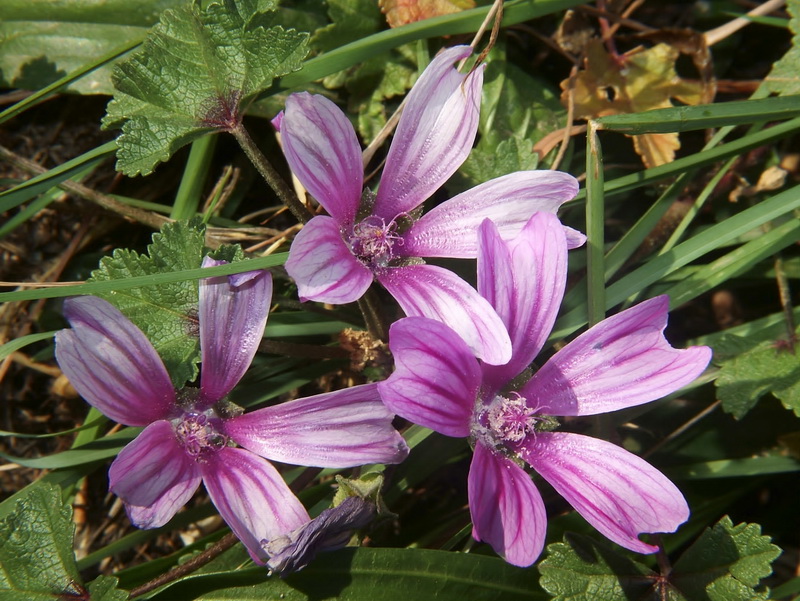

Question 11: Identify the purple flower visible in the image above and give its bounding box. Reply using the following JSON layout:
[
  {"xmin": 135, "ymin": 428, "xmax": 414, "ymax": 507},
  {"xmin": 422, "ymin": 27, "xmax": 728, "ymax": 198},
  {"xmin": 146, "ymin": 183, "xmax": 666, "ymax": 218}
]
[
  {"xmin": 55, "ymin": 258, "xmax": 408, "ymax": 564},
  {"xmin": 274, "ymin": 45, "xmax": 583, "ymax": 365},
  {"xmin": 377, "ymin": 212, "xmax": 712, "ymax": 566}
]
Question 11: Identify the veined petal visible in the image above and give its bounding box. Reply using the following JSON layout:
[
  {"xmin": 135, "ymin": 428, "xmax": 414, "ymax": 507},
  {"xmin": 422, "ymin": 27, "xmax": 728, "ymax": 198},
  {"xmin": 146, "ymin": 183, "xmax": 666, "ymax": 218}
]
[
  {"xmin": 285, "ymin": 216, "xmax": 373, "ymax": 304},
  {"xmin": 479, "ymin": 214, "xmax": 568, "ymax": 388},
  {"xmin": 223, "ymin": 383, "xmax": 408, "ymax": 468},
  {"xmin": 199, "ymin": 257, "xmax": 272, "ymax": 406},
  {"xmin": 279, "ymin": 92, "xmax": 362, "ymax": 224},
  {"xmin": 108, "ymin": 420, "xmax": 201, "ymax": 529},
  {"xmin": 378, "ymin": 317, "xmax": 479, "ymax": 437},
  {"xmin": 400, "ymin": 171, "xmax": 582, "ymax": 258},
  {"xmin": 378, "ymin": 264, "xmax": 511, "ymax": 365},
  {"xmin": 374, "ymin": 46, "xmax": 483, "ymax": 218},
  {"xmin": 55, "ymin": 296, "xmax": 176, "ymax": 426},
  {"xmin": 469, "ymin": 443, "xmax": 547, "ymax": 567},
  {"xmin": 523, "ymin": 432, "xmax": 689, "ymax": 553},
  {"xmin": 520, "ymin": 296, "xmax": 713, "ymax": 416},
  {"xmin": 201, "ymin": 447, "xmax": 310, "ymax": 565}
]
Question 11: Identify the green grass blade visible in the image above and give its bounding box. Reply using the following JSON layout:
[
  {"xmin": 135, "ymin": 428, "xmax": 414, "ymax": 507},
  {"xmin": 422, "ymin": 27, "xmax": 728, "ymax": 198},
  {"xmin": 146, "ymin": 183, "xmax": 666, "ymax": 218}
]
[
  {"xmin": 0, "ymin": 140, "xmax": 117, "ymax": 212},
  {"xmin": 585, "ymin": 122, "xmax": 605, "ymax": 325},
  {"xmin": 596, "ymin": 94, "xmax": 800, "ymax": 133},
  {"xmin": 171, "ymin": 134, "xmax": 218, "ymax": 220}
]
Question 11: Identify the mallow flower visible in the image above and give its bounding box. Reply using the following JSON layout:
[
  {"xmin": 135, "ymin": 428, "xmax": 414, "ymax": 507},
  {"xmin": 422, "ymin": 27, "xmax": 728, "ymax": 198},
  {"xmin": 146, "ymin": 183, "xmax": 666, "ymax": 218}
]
[
  {"xmin": 55, "ymin": 257, "xmax": 408, "ymax": 564},
  {"xmin": 274, "ymin": 45, "xmax": 583, "ymax": 366},
  {"xmin": 377, "ymin": 212, "xmax": 712, "ymax": 566}
]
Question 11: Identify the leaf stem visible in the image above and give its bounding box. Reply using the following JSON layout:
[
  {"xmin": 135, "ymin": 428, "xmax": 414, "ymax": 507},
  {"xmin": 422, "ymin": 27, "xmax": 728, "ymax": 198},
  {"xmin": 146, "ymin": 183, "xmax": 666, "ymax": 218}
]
[
  {"xmin": 127, "ymin": 532, "xmax": 239, "ymax": 599},
  {"xmin": 229, "ymin": 123, "xmax": 313, "ymax": 224}
]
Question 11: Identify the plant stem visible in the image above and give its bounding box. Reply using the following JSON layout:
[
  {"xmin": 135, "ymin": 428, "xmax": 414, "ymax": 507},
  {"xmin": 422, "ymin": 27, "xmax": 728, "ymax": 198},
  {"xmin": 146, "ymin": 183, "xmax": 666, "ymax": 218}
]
[
  {"xmin": 230, "ymin": 123, "xmax": 313, "ymax": 224},
  {"xmin": 127, "ymin": 532, "xmax": 239, "ymax": 599}
]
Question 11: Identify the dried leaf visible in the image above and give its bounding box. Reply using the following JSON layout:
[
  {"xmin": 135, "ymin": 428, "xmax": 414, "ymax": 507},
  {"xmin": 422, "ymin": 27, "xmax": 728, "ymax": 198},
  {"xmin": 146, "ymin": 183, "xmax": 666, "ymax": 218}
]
[
  {"xmin": 564, "ymin": 38, "xmax": 704, "ymax": 167},
  {"xmin": 379, "ymin": 0, "xmax": 475, "ymax": 28}
]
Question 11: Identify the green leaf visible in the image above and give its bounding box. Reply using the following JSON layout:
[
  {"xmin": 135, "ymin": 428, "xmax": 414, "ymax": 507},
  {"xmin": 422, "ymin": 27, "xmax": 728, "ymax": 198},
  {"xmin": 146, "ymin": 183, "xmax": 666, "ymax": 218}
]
[
  {"xmin": 0, "ymin": 482, "xmax": 80, "ymax": 600},
  {"xmin": 147, "ymin": 547, "xmax": 545, "ymax": 600},
  {"xmin": 671, "ymin": 516, "xmax": 781, "ymax": 601},
  {"xmin": 539, "ymin": 533, "xmax": 660, "ymax": 601},
  {"xmin": 89, "ymin": 219, "xmax": 207, "ymax": 387},
  {"xmin": 103, "ymin": 0, "xmax": 309, "ymax": 175},
  {"xmin": 763, "ymin": 0, "xmax": 800, "ymax": 95},
  {"xmin": 312, "ymin": 0, "xmax": 383, "ymax": 52},
  {"xmin": 87, "ymin": 576, "xmax": 129, "ymax": 601},
  {"xmin": 713, "ymin": 327, "xmax": 800, "ymax": 419},
  {"xmin": 0, "ymin": 0, "xmax": 181, "ymax": 95}
]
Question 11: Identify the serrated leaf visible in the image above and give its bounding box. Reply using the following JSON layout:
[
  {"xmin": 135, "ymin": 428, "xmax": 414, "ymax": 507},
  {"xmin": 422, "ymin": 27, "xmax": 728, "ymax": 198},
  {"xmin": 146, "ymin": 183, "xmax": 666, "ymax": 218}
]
[
  {"xmin": 671, "ymin": 516, "xmax": 781, "ymax": 601},
  {"xmin": 103, "ymin": 0, "xmax": 309, "ymax": 175},
  {"xmin": 89, "ymin": 219, "xmax": 207, "ymax": 387},
  {"xmin": 763, "ymin": 0, "xmax": 800, "ymax": 95},
  {"xmin": 0, "ymin": 482, "xmax": 81, "ymax": 601},
  {"xmin": 0, "ymin": 0, "xmax": 182, "ymax": 94},
  {"xmin": 458, "ymin": 136, "xmax": 540, "ymax": 187},
  {"xmin": 713, "ymin": 327, "xmax": 800, "ymax": 419},
  {"xmin": 538, "ymin": 533, "xmax": 660, "ymax": 601}
]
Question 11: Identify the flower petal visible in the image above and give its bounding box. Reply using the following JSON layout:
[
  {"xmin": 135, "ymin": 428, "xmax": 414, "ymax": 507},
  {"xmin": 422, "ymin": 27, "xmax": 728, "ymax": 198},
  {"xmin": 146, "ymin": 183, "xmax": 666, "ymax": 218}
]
[
  {"xmin": 201, "ymin": 447, "xmax": 310, "ymax": 565},
  {"xmin": 223, "ymin": 383, "xmax": 409, "ymax": 468},
  {"xmin": 199, "ymin": 257, "xmax": 272, "ymax": 405},
  {"xmin": 378, "ymin": 317, "xmax": 479, "ymax": 437},
  {"xmin": 55, "ymin": 296, "xmax": 176, "ymax": 426},
  {"xmin": 468, "ymin": 443, "xmax": 547, "ymax": 567},
  {"xmin": 374, "ymin": 45, "xmax": 483, "ymax": 218},
  {"xmin": 279, "ymin": 92, "xmax": 363, "ymax": 225},
  {"xmin": 378, "ymin": 264, "xmax": 511, "ymax": 365},
  {"xmin": 522, "ymin": 432, "xmax": 689, "ymax": 553},
  {"xmin": 400, "ymin": 171, "xmax": 583, "ymax": 258},
  {"xmin": 285, "ymin": 215, "xmax": 373, "ymax": 304},
  {"xmin": 520, "ymin": 296, "xmax": 713, "ymax": 416},
  {"xmin": 479, "ymin": 214, "xmax": 568, "ymax": 389},
  {"xmin": 108, "ymin": 420, "xmax": 201, "ymax": 528}
]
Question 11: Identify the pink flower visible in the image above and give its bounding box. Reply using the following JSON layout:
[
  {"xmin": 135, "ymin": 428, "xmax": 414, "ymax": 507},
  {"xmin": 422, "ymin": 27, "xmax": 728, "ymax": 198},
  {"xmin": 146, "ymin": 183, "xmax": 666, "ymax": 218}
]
[
  {"xmin": 274, "ymin": 45, "xmax": 583, "ymax": 365},
  {"xmin": 377, "ymin": 212, "xmax": 712, "ymax": 566},
  {"xmin": 55, "ymin": 258, "xmax": 408, "ymax": 564}
]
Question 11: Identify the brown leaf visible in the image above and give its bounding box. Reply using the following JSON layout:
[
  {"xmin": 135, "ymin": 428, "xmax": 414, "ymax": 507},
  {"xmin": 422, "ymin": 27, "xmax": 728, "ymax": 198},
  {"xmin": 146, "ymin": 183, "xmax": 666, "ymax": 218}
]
[
  {"xmin": 564, "ymin": 38, "xmax": 705, "ymax": 167},
  {"xmin": 379, "ymin": 0, "xmax": 475, "ymax": 28}
]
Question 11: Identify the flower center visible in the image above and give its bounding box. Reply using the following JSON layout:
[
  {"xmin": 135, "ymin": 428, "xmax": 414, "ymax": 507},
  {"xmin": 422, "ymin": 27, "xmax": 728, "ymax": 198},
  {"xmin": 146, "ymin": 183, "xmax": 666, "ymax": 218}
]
[
  {"xmin": 471, "ymin": 393, "xmax": 558, "ymax": 456},
  {"xmin": 348, "ymin": 215, "xmax": 405, "ymax": 269},
  {"xmin": 173, "ymin": 410, "xmax": 228, "ymax": 461}
]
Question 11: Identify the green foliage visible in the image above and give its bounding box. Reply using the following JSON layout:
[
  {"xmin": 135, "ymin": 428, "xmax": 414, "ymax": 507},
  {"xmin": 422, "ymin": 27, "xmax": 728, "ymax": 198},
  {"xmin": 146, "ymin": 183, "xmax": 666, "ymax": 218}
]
[
  {"xmin": 312, "ymin": 0, "xmax": 383, "ymax": 53},
  {"xmin": 671, "ymin": 517, "xmax": 781, "ymax": 600},
  {"xmin": 713, "ymin": 327, "xmax": 800, "ymax": 419},
  {"xmin": 763, "ymin": 0, "xmax": 800, "ymax": 95},
  {"xmin": 539, "ymin": 517, "xmax": 781, "ymax": 601},
  {"xmin": 147, "ymin": 548, "xmax": 545, "ymax": 600},
  {"xmin": 0, "ymin": 0, "xmax": 182, "ymax": 94},
  {"xmin": 103, "ymin": 0, "xmax": 309, "ymax": 175},
  {"xmin": 89, "ymin": 219, "xmax": 207, "ymax": 387},
  {"xmin": 0, "ymin": 481, "xmax": 127, "ymax": 601},
  {"xmin": 539, "ymin": 534, "xmax": 659, "ymax": 601}
]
